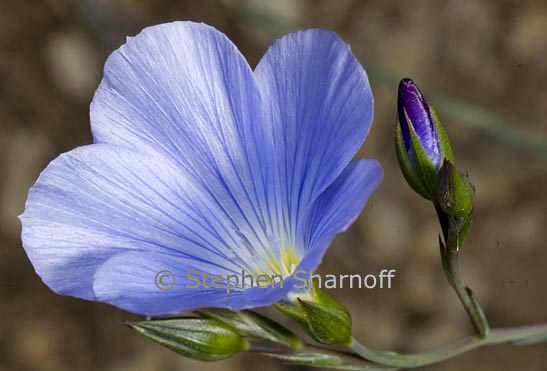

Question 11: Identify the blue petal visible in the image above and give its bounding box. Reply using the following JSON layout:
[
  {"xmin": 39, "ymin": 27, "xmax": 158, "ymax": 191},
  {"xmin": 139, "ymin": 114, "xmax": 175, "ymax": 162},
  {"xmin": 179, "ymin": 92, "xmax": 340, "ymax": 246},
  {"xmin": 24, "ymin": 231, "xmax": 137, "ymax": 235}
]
[
  {"xmin": 298, "ymin": 159, "xmax": 383, "ymax": 274},
  {"xmin": 94, "ymin": 251, "xmax": 299, "ymax": 316},
  {"xmin": 91, "ymin": 22, "xmax": 280, "ymax": 263},
  {"xmin": 94, "ymin": 252, "xmax": 240, "ymax": 316},
  {"xmin": 21, "ymin": 145, "xmax": 266, "ymax": 304},
  {"xmin": 254, "ymin": 29, "xmax": 374, "ymax": 253}
]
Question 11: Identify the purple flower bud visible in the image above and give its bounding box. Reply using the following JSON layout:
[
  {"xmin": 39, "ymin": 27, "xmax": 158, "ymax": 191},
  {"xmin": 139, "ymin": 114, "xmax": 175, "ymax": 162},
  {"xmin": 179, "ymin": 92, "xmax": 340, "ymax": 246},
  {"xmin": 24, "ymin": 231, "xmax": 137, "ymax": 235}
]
[
  {"xmin": 395, "ymin": 78, "xmax": 455, "ymax": 200},
  {"xmin": 397, "ymin": 78, "xmax": 442, "ymax": 169}
]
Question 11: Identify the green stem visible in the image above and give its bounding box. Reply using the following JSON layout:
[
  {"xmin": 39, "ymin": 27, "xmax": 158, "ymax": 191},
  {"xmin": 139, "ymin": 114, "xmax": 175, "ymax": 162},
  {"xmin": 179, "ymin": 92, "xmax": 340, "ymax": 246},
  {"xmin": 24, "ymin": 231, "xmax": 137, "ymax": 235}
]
[
  {"xmin": 442, "ymin": 246, "xmax": 489, "ymax": 337},
  {"xmin": 349, "ymin": 323, "xmax": 547, "ymax": 368},
  {"xmin": 436, "ymin": 205, "xmax": 489, "ymax": 337}
]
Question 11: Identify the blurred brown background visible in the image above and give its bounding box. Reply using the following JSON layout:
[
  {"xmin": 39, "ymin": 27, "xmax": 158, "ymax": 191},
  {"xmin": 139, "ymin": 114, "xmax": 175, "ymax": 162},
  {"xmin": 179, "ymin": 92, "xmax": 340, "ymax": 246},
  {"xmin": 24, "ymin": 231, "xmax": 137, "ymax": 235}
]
[{"xmin": 1, "ymin": 1, "xmax": 546, "ymax": 370}]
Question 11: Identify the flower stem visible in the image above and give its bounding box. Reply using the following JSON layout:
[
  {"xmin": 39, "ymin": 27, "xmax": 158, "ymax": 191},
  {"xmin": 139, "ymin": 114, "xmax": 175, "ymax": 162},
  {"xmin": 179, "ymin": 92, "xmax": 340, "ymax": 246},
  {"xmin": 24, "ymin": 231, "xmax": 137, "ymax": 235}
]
[
  {"xmin": 440, "ymin": 242, "xmax": 490, "ymax": 337},
  {"xmin": 349, "ymin": 323, "xmax": 547, "ymax": 368},
  {"xmin": 436, "ymin": 205, "xmax": 489, "ymax": 337}
]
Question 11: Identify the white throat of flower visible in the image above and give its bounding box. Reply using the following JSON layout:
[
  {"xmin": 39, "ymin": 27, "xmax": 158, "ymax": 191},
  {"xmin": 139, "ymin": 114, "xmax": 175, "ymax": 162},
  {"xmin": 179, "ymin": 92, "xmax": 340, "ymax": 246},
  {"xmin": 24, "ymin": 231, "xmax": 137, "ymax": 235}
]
[{"xmin": 228, "ymin": 227, "xmax": 301, "ymax": 279}]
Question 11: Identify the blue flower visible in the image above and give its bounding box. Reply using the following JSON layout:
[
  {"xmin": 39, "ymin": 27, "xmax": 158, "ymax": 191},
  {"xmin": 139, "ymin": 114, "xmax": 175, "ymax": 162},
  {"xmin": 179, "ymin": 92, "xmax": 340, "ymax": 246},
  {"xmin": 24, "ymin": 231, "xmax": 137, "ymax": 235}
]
[{"xmin": 20, "ymin": 22, "xmax": 382, "ymax": 316}]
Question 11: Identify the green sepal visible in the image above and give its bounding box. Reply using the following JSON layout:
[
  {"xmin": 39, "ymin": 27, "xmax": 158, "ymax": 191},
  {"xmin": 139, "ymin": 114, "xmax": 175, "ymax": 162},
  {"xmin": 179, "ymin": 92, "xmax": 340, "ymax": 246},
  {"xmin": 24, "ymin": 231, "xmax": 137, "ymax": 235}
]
[
  {"xmin": 395, "ymin": 122, "xmax": 430, "ymax": 198},
  {"xmin": 127, "ymin": 318, "xmax": 248, "ymax": 361},
  {"xmin": 437, "ymin": 160, "xmax": 474, "ymax": 217},
  {"xmin": 276, "ymin": 300, "xmax": 308, "ymax": 323},
  {"xmin": 395, "ymin": 114, "xmax": 441, "ymax": 200},
  {"xmin": 276, "ymin": 283, "xmax": 352, "ymax": 345},
  {"xmin": 298, "ymin": 298, "xmax": 352, "ymax": 345},
  {"xmin": 430, "ymin": 106, "xmax": 455, "ymax": 164},
  {"xmin": 447, "ymin": 210, "xmax": 473, "ymax": 251},
  {"xmin": 407, "ymin": 116, "xmax": 440, "ymax": 200},
  {"xmin": 196, "ymin": 308, "xmax": 302, "ymax": 349}
]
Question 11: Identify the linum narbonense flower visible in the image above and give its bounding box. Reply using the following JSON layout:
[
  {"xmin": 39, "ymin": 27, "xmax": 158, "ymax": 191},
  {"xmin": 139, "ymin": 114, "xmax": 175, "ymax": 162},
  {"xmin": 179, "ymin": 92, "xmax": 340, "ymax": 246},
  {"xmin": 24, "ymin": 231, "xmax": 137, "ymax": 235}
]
[{"xmin": 20, "ymin": 21, "xmax": 382, "ymax": 316}]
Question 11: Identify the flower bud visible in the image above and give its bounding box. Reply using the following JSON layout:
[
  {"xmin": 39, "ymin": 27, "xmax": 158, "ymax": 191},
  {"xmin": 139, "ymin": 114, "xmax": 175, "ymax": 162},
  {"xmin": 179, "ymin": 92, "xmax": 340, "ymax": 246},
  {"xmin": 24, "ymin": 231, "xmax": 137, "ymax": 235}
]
[
  {"xmin": 396, "ymin": 78, "xmax": 454, "ymax": 200},
  {"xmin": 276, "ymin": 284, "xmax": 351, "ymax": 345},
  {"xmin": 196, "ymin": 308, "xmax": 302, "ymax": 349},
  {"xmin": 128, "ymin": 318, "xmax": 248, "ymax": 361}
]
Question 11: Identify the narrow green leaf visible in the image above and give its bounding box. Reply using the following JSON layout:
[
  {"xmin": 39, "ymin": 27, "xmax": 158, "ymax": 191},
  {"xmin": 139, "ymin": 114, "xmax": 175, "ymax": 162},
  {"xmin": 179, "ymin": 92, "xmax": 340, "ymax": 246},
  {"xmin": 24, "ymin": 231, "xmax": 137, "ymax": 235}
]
[
  {"xmin": 265, "ymin": 352, "xmax": 342, "ymax": 367},
  {"xmin": 266, "ymin": 352, "xmax": 398, "ymax": 370}
]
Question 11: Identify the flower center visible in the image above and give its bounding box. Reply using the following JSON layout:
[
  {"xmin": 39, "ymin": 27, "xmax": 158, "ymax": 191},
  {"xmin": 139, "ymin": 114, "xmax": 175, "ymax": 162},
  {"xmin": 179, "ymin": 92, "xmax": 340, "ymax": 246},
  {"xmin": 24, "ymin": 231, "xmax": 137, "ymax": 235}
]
[{"xmin": 262, "ymin": 247, "xmax": 300, "ymax": 279}]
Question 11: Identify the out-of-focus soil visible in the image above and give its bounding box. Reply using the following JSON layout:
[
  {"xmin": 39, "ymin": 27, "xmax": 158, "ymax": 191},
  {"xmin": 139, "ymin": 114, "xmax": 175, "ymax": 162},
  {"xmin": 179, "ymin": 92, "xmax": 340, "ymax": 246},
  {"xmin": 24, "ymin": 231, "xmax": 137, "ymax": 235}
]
[{"xmin": 1, "ymin": 1, "xmax": 546, "ymax": 370}]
